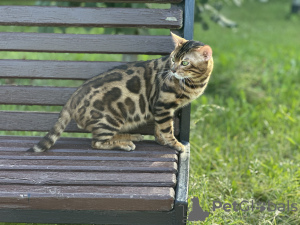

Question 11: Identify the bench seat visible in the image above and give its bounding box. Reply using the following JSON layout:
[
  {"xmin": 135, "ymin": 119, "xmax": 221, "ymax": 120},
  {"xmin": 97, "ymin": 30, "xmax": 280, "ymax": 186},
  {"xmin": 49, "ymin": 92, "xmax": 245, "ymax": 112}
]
[{"xmin": 0, "ymin": 136, "xmax": 179, "ymax": 211}]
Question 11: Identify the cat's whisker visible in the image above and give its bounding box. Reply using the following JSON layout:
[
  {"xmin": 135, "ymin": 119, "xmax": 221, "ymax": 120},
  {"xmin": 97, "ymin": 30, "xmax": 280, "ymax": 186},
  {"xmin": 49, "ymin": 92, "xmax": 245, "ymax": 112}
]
[
  {"xmin": 156, "ymin": 69, "xmax": 170, "ymax": 76},
  {"xmin": 156, "ymin": 71, "xmax": 168, "ymax": 87},
  {"xmin": 157, "ymin": 70, "xmax": 171, "ymax": 80},
  {"xmin": 168, "ymin": 73, "xmax": 173, "ymax": 81},
  {"xmin": 159, "ymin": 71, "xmax": 173, "ymax": 87}
]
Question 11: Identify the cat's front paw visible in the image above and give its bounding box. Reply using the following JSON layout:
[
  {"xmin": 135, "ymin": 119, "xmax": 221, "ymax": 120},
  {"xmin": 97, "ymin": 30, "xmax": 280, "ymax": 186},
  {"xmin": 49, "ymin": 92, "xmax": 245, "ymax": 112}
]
[
  {"xmin": 171, "ymin": 142, "xmax": 185, "ymax": 152},
  {"xmin": 155, "ymin": 135, "xmax": 185, "ymax": 152}
]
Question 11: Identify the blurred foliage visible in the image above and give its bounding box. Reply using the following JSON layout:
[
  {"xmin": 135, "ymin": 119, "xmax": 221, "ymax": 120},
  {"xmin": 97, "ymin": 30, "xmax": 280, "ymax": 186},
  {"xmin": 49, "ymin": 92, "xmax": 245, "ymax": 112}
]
[
  {"xmin": 35, "ymin": 0, "xmax": 241, "ymax": 34},
  {"xmin": 195, "ymin": 0, "xmax": 240, "ymax": 29}
]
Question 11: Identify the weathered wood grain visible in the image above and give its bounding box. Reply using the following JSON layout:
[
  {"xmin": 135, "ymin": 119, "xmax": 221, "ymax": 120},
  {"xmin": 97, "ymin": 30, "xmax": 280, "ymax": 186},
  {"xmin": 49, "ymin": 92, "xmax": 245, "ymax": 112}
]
[
  {"xmin": 0, "ymin": 152, "xmax": 177, "ymax": 163},
  {"xmin": 0, "ymin": 136, "xmax": 178, "ymax": 211},
  {"xmin": 0, "ymin": 159, "xmax": 177, "ymax": 173},
  {"xmin": 0, "ymin": 171, "xmax": 176, "ymax": 186},
  {"xmin": 0, "ymin": 111, "xmax": 82, "ymax": 133},
  {"xmin": 0, "ymin": 33, "xmax": 174, "ymax": 54},
  {"xmin": 0, "ymin": 136, "xmax": 179, "ymax": 157},
  {"xmin": 0, "ymin": 138, "xmax": 178, "ymax": 172},
  {"xmin": 0, "ymin": 151, "xmax": 177, "ymax": 161},
  {"xmin": 0, "ymin": 60, "xmax": 125, "ymax": 80},
  {"xmin": 0, "ymin": 86, "xmax": 75, "ymax": 106},
  {"xmin": 0, "ymin": 136, "xmax": 178, "ymax": 153},
  {"xmin": 0, "ymin": 185, "xmax": 175, "ymax": 211},
  {"xmin": 0, "ymin": 6, "xmax": 182, "ymax": 29},
  {"xmin": 0, "ymin": 151, "xmax": 177, "ymax": 162}
]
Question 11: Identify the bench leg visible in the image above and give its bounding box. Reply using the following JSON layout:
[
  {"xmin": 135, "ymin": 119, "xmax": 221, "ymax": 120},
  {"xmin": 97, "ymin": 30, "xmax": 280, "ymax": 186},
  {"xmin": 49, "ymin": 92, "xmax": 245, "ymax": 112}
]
[{"xmin": 173, "ymin": 142, "xmax": 190, "ymax": 225}]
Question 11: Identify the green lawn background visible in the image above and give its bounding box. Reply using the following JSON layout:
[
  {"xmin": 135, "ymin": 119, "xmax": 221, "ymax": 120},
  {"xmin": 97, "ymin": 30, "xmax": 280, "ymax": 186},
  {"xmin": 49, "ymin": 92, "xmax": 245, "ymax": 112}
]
[{"xmin": 188, "ymin": 1, "xmax": 300, "ymax": 224}]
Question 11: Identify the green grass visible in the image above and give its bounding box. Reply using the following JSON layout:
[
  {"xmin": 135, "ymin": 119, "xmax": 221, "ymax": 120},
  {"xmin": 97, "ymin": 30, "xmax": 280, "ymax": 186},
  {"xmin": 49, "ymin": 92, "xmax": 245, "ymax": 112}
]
[
  {"xmin": 0, "ymin": 1, "xmax": 300, "ymax": 225},
  {"xmin": 188, "ymin": 1, "xmax": 300, "ymax": 224}
]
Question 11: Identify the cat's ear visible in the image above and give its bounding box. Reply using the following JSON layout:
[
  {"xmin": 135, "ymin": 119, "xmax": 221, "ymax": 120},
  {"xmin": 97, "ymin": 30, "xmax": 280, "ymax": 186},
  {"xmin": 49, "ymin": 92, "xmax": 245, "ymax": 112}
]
[
  {"xmin": 198, "ymin": 45, "xmax": 213, "ymax": 61},
  {"xmin": 171, "ymin": 32, "xmax": 187, "ymax": 47}
]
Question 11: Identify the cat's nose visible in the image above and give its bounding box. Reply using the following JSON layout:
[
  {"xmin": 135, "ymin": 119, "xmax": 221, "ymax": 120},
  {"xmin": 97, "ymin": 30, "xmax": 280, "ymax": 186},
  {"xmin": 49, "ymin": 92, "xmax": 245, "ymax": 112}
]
[{"xmin": 171, "ymin": 68, "xmax": 176, "ymax": 73}]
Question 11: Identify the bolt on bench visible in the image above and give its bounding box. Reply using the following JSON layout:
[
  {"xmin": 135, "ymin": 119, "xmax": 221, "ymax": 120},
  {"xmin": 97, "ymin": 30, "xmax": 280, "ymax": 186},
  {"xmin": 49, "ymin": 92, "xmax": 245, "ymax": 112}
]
[{"xmin": 0, "ymin": 0, "xmax": 194, "ymax": 224}]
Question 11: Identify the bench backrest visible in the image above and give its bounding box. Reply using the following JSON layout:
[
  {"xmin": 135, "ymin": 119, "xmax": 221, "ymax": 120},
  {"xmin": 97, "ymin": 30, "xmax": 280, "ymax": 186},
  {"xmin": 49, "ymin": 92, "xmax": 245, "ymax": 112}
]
[{"xmin": 0, "ymin": 0, "xmax": 193, "ymax": 141}]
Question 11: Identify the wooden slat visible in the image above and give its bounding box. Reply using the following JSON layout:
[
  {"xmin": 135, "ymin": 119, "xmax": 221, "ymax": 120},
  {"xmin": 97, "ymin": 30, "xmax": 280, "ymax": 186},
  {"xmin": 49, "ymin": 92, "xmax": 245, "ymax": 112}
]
[
  {"xmin": 0, "ymin": 136, "xmax": 179, "ymax": 157},
  {"xmin": 0, "ymin": 111, "xmax": 179, "ymax": 135},
  {"xmin": 0, "ymin": 136, "xmax": 170, "ymax": 150},
  {"xmin": 0, "ymin": 142, "xmax": 178, "ymax": 164},
  {"xmin": 0, "ymin": 151, "xmax": 177, "ymax": 162},
  {"xmin": 0, "ymin": 111, "xmax": 153, "ymax": 134},
  {"xmin": 0, "ymin": 137, "xmax": 178, "ymax": 172},
  {"xmin": 0, "ymin": 185, "xmax": 175, "ymax": 211},
  {"xmin": 0, "ymin": 111, "xmax": 84, "ymax": 133},
  {"xmin": 0, "ymin": 6, "xmax": 182, "ymax": 29},
  {"xmin": 0, "ymin": 60, "xmax": 125, "ymax": 80},
  {"xmin": 0, "ymin": 139, "xmax": 178, "ymax": 173},
  {"xmin": 0, "ymin": 33, "xmax": 174, "ymax": 54},
  {"xmin": 0, "ymin": 171, "xmax": 176, "ymax": 186},
  {"xmin": 0, "ymin": 143, "xmax": 177, "ymax": 156},
  {"xmin": 0, "ymin": 86, "xmax": 75, "ymax": 106},
  {"xmin": 0, "ymin": 159, "xmax": 177, "ymax": 173},
  {"xmin": 0, "ymin": 139, "xmax": 177, "ymax": 186}
]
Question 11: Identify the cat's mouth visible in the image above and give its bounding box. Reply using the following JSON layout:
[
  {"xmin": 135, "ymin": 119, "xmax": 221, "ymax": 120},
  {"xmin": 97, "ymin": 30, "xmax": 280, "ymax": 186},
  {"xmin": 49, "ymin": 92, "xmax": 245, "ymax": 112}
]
[{"xmin": 170, "ymin": 72, "xmax": 184, "ymax": 80}]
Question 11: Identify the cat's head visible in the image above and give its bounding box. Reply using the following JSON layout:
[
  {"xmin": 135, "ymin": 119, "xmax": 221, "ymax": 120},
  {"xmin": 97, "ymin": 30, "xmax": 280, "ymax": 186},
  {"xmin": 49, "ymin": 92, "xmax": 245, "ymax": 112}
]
[{"xmin": 169, "ymin": 32, "xmax": 213, "ymax": 80}]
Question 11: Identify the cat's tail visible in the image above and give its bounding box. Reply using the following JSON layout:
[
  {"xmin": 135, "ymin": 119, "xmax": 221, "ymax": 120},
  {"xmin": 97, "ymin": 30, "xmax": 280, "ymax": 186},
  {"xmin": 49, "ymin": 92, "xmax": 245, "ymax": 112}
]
[{"xmin": 27, "ymin": 108, "xmax": 72, "ymax": 152}]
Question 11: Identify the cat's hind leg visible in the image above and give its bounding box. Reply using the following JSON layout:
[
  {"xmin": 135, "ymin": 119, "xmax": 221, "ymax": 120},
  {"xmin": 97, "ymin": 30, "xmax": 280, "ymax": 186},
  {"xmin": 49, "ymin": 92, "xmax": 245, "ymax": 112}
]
[
  {"xmin": 91, "ymin": 127, "xmax": 136, "ymax": 151},
  {"xmin": 111, "ymin": 134, "xmax": 144, "ymax": 142}
]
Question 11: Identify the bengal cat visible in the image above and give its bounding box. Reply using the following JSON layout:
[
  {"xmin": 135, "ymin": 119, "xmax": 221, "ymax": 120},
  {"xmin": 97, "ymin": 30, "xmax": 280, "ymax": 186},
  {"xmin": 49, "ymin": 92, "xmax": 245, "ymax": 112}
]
[{"xmin": 28, "ymin": 33, "xmax": 214, "ymax": 153}]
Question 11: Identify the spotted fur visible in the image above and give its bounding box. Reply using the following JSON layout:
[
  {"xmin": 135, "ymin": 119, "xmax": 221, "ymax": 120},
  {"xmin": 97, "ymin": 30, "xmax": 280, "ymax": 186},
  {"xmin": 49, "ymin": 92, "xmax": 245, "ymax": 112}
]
[{"xmin": 28, "ymin": 33, "xmax": 214, "ymax": 152}]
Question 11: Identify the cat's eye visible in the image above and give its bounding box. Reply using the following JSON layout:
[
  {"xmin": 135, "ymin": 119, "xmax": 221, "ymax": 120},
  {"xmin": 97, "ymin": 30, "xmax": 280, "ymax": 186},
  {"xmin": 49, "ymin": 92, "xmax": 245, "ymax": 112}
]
[{"xmin": 181, "ymin": 61, "xmax": 189, "ymax": 66}]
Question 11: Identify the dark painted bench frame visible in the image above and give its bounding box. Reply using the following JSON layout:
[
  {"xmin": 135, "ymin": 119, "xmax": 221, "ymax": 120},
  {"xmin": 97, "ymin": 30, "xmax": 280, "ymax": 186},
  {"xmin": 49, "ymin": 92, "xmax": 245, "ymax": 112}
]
[{"xmin": 0, "ymin": 0, "xmax": 194, "ymax": 224}]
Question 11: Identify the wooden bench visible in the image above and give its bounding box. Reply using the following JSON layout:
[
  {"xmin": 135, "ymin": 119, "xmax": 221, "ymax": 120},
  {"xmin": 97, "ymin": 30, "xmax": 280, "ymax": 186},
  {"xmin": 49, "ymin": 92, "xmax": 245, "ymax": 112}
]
[{"xmin": 0, "ymin": 0, "xmax": 194, "ymax": 224}]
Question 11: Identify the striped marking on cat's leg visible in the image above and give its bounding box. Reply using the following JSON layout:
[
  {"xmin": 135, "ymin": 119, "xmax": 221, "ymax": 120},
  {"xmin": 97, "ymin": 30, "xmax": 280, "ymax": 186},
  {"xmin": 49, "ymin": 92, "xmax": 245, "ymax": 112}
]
[
  {"xmin": 154, "ymin": 115, "xmax": 185, "ymax": 152},
  {"xmin": 155, "ymin": 125, "xmax": 168, "ymax": 145},
  {"xmin": 91, "ymin": 126, "xmax": 136, "ymax": 151},
  {"xmin": 111, "ymin": 134, "xmax": 144, "ymax": 142},
  {"xmin": 91, "ymin": 122, "xmax": 119, "ymax": 147}
]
